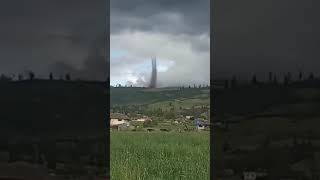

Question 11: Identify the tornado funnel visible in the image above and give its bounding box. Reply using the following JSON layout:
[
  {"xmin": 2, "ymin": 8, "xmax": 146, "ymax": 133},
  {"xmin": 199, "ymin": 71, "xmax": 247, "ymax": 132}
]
[{"xmin": 149, "ymin": 57, "xmax": 157, "ymax": 88}]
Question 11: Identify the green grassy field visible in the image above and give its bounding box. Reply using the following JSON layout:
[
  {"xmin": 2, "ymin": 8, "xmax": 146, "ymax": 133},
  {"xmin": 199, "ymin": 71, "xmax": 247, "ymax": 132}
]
[
  {"xmin": 148, "ymin": 98, "xmax": 210, "ymax": 112},
  {"xmin": 110, "ymin": 87, "xmax": 210, "ymax": 106},
  {"xmin": 111, "ymin": 132, "xmax": 210, "ymax": 180}
]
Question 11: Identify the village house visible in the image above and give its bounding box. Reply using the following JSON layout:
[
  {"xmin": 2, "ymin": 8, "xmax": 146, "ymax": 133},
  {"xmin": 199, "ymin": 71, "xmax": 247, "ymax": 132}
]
[
  {"xmin": 195, "ymin": 119, "xmax": 210, "ymax": 131},
  {"xmin": 110, "ymin": 113, "xmax": 130, "ymax": 130},
  {"xmin": 185, "ymin": 115, "xmax": 194, "ymax": 120},
  {"xmin": 132, "ymin": 115, "xmax": 152, "ymax": 122},
  {"xmin": 243, "ymin": 171, "xmax": 257, "ymax": 180},
  {"xmin": 197, "ymin": 123, "xmax": 205, "ymax": 131}
]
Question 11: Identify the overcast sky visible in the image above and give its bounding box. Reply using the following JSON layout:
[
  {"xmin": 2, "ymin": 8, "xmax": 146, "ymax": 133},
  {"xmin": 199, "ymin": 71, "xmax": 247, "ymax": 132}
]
[
  {"xmin": 3, "ymin": 0, "xmax": 319, "ymax": 83},
  {"xmin": 0, "ymin": 0, "xmax": 108, "ymax": 81},
  {"xmin": 214, "ymin": 0, "xmax": 320, "ymax": 81},
  {"xmin": 110, "ymin": 0, "xmax": 210, "ymax": 87}
]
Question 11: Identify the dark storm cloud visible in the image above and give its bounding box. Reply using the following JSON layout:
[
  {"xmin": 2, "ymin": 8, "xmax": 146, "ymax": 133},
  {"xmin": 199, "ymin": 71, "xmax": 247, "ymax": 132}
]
[
  {"xmin": 213, "ymin": 0, "xmax": 320, "ymax": 80},
  {"xmin": 111, "ymin": 0, "xmax": 210, "ymax": 87},
  {"xmin": 51, "ymin": 35, "xmax": 108, "ymax": 81},
  {"xmin": 0, "ymin": 0, "xmax": 108, "ymax": 81},
  {"xmin": 111, "ymin": 0, "xmax": 210, "ymax": 36}
]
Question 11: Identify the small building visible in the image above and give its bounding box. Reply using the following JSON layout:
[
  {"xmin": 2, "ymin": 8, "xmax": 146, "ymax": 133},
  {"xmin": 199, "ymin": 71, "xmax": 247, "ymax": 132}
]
[
  {"xmin": 134, "ymin": 118, "xmax": 150, "ymax": 122},
  {"xmin": 195, "ymin": 119, "xmax": 210, "ymax": 131},
  {"xmin": 197, "ymin": 124, "xmax": 205, "ymax": 131},
  {"xmin": 186, "ymin": 116, "xmax": 194, "ymax": 120},
  {"xmin": 133, "ymin": 115, "xmax": 152, "ymax": 122},
  {"xmin": 243, "ymin": 171, "xmax": 257, "ymax": 180},
  {"xmin": 110, "ymin": 113, "xmax": 130, "ymax": 130}
]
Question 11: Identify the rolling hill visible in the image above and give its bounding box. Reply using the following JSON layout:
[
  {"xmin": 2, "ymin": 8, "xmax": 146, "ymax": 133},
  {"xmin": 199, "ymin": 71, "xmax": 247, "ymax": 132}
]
[{"xmin": 110, "ymin": 86, "xmax": 210, "ymax": 107}]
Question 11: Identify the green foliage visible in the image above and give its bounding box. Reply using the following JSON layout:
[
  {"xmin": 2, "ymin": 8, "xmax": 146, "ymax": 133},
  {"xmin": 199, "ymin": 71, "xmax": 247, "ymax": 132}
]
[
  {"xmin": 111, "ymin": 132, "xmax": 210, "ymax": 180},
  {"xmin": 143, "ymin": 120, "xmax": 153, "ymax": 128},
  {"xmin": 110, "ymin": 87, "xmax": 209, "ymax": 106},
  {"xmin": 164, "ymin": 111, "xmax": 176, "ymax": 120}
]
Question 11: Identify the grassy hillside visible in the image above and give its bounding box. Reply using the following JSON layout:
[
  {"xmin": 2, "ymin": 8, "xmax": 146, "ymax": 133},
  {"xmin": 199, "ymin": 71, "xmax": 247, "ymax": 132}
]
[{"xmin": 110, "ymin": 87, "xmax": 210, "ymax": 106}]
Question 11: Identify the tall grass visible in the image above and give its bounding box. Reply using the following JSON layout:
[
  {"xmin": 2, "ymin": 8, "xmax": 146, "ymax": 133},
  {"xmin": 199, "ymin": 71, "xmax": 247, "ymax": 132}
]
[{"xmin": 111, "ymin": 132, "xmax": 210, "ymax": 180}]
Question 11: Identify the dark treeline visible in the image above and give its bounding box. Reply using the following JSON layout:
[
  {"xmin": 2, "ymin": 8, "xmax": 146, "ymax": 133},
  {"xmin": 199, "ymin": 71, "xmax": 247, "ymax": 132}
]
[
  {"xmin": 214, "ymin": 71, "xmax": 320, "ymax": 89},
  {"xmin": 0, "ymin": 71, "xmax": 71, "ymax": 81},
  {"xmin": 0, "ymin": 71, "xmax": 110, "ymax": 83},
  {"xmin": 111, "ymin": 83, "xmax": 210, "ymax": 89}
]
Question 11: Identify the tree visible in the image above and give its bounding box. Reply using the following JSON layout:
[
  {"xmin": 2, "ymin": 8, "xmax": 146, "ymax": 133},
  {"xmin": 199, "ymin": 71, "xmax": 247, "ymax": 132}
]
[
  {"xmin": 309, "ymin": 73, "xmax": 314, "ymax": 80},
  {"xmin": 251, "ymin": 74, "xmax": 257, "ymax": 85},
  {"xmin": 268, "ymin": 72, "xmax": 273, "ymax": 83},
  {"xmin": 143, "ymin": 120, "xmax": 153, "ymax": 128},
  {"xmin": 293, "ymin": 135, "xmax": 298, "ymax": 148},
  {"xmin": 273, "ymin": 76, "xmax": 278, "ymax": 85},
  {"xmin": 224, "ymin": 80, "xmax": 229, "ymax": 89},
  {"xmin": 65, "ymin": 73, "xmax": 71, "ymax": 81},
  {"xmin": 18, "ymin": 74, "xmax": 23, "ymax": 81},
  {"xmin": 49, "ymin": 73, "xmax": 53, "ymax": 80},
  {"xmin": 283, "ymin": 75, "xmax": 289, "ymax": 86},
  {"xmin": 299, "ymin": 71, "xmax": 303, "ymax": 81},
  {"xmin": 164, "ymin": 111, "xmax": 175, "ymax": 119},
  {"xmin": 29, "ymin": 71, "xmax": 35, "ymax": 80},
  {"xmin": 287, "ymin": 72, "xmax": 292, "ymax": 83},
  {"xmin": 0, "ymin": 74, "xmax": 11, "ymax": 81},
  {"xmin": 231, "ymin": 75, "xmax": 237, "ymax": 88}
]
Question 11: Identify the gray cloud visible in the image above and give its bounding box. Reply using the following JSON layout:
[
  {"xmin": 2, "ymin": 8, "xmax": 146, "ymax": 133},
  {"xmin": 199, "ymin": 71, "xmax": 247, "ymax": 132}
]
[
  {"xmin": 0, "ymin": 0, "xmax": 108, "ymax": 81},
  {"xmin": 111, "ymin": 0, "xmax": 210, "ymax": 87},
  {"xmin": 111, "ymin": 0, "xmax": 209, "ymax": 36},
  {"xmin": 51, "ymin": 35, "xmax": 108, "ymax": 81},
  {"xmin": 213, "ymin": 0, "xmax": 320, "ymax": 80}
]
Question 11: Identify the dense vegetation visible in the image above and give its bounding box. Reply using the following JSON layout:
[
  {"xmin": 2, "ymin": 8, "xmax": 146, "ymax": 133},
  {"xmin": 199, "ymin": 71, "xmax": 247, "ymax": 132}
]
[
  {"xmin": 110, "ymin": 86, "xmax": 209, "ymax": 106},
  {"xmin": 111, "ymin": 132, "xmax": 210, "ymax": 180},
  {"xmin": 111, "ymin": 87, "xmax": 210, "ymax": 126}
]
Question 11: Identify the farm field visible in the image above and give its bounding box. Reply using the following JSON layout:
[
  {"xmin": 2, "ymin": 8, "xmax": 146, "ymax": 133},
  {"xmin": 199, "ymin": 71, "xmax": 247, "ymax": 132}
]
[{"xmin": 110, "ymin": 132, "xmax": 210, "ymax": 180}]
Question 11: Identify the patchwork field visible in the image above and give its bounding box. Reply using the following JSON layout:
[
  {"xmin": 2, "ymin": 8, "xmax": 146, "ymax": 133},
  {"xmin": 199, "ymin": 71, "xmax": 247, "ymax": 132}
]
[{"xmin": 110, "ymin": 132, "xmax": 210, "ymax": 180}]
